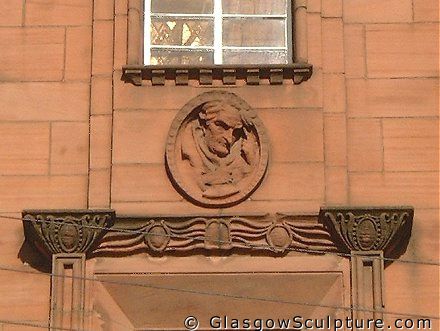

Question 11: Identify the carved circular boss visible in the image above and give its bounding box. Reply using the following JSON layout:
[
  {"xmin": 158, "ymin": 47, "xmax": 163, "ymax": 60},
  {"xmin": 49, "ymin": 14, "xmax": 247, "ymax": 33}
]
[{"xmin": 166, "ymin": 91, "xmax": 269, "ymax": 208}]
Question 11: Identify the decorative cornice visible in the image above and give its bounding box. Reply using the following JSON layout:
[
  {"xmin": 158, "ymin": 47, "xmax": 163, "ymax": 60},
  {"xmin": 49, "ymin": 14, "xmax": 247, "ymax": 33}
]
[
  {"xmin": 319, "ymin": 207, "xmax": 413, "ymax": 256},
  {"xmin": 121, "ymin": 63, "xmax": 313, "ymax": 86},
  {"xmin": 22, "ymin": 210, "xmax": 115, "ymax": 257}
]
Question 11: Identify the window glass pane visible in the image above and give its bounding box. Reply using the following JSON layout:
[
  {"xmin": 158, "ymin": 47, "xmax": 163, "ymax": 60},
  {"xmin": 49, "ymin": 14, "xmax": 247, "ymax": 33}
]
[
  {"xmin": 151, "ymin": 19, "xmax": 214, "ymax": 46},
  {"xmin": 222, "ymin": 0, "xmax": 287, "ymax": 15},
  {"xmin": 223, "ymin": 19, "xmax": 286, "ymax": 47},
  {"xmin": 223, "ymin": 50, "xmax": 288, "ymax": 64},
  {"xmin": 151, "ymin": 0, "xmax": 214, "ymax": 14},
  {"xmin": 151, "ymin": 50, "xmax": 214, "ymax": 65}
]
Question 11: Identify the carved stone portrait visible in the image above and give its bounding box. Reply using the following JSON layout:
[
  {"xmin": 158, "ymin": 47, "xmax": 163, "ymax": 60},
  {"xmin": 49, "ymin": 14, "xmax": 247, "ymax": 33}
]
[{"xmin": 166, "ymin": 91, "xmax": 269, "ymax": 207}]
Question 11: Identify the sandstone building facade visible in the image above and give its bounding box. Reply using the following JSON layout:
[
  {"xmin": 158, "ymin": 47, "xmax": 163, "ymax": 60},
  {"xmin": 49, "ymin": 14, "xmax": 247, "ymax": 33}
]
[{"xmin": 0, "ymin": 0, "xmax": 438, "ymax": 330}]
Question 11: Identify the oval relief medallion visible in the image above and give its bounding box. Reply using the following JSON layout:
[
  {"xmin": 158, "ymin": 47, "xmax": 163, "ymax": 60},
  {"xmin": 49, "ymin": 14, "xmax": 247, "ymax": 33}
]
[
  {"xmin": 58, "ymin": 222, "xmax": 80, "ymax": 253},
  {"xmin": 166, "ymin": 91, "xmax": 269, "ymax": 207},
  {"xmin": 144, "ymin": 223, "xmax": 170, "ymax": 252},
  {"xmin": 356, "ymin": 218, "xmax": 379, "ymax": 250},
  {"xmin": 267, "ymin": 225, "xmax": 292, "ymax": 251}
]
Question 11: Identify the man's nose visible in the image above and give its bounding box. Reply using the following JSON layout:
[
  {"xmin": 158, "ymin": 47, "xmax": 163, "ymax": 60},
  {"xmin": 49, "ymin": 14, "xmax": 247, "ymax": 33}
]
[{"xmin": 225, "ymin": 129, "xmax": 234, "ymax": 142}]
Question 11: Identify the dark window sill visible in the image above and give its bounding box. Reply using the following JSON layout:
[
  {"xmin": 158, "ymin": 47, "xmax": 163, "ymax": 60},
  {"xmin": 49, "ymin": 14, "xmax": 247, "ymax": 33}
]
[{"xmin": 121, "ymin": 63, "xmax": 313, "ymax": 86}]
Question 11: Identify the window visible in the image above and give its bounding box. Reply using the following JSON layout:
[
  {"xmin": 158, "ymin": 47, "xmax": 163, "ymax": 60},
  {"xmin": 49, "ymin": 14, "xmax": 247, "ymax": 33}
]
[
  {"xmin": 144, "ymin": 0, "xmax": 292, "ymax": 65},
  {"xmin": 123, "ymin": 0, "xmax": 311, "ymax": 85}
]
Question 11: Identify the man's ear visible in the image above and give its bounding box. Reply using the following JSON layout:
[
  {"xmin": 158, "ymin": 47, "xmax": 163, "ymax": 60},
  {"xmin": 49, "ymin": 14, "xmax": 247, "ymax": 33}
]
[{"xmin": 199, "ymin": 111, "xmax": 207, "ymax": 120}]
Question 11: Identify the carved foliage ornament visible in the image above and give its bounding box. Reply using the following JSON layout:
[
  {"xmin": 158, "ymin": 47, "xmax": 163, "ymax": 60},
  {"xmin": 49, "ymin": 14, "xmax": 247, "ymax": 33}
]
[
  {"xmin": 320, "ymin": 207, "xmax": 414, "ymax": 254},
  {"xmin": 165, "ymin": 91, "xmax": 269, "ymax": 207},
  {"xmin": 22, "ymin": 210, "xmax": 115, "ymax": 255}
]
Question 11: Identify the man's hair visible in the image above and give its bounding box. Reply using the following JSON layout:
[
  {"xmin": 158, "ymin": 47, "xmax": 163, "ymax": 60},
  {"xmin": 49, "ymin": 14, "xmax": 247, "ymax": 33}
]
[{"xmin": 199, "ymin": 100, "xmax": 251, "ymax": 127}]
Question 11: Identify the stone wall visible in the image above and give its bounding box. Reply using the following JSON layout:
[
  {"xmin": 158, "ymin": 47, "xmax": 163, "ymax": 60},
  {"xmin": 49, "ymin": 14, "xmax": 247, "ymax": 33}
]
[
  {"xmin": 341, "ymin": 0, "xmax": 439, "ymax": 323},
  {"xmin": 0, "ymin": 1, "xmax": 92, "ymax": 329},
  {"xmin": 0, "ymin": 0, "xmax": 438, "ymax": 329}
]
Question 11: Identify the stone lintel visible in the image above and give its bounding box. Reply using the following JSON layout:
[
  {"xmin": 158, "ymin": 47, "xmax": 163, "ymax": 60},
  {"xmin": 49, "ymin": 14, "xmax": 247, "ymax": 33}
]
[{"xmin": 22, "ymin": 207, "xmax": 413, "ymax": 260}]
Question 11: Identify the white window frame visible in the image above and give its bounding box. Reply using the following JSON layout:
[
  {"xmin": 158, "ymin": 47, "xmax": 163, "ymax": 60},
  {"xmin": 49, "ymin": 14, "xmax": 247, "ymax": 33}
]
[{"xmin": 143, "ymin": 0, "xmax": 293, "ymax": 65}]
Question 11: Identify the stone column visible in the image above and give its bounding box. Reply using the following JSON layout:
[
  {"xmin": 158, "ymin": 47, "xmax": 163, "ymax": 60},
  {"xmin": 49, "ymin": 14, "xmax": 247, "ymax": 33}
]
[
  {"xmin": 127, "ymin": 0, "xmax": 143, "ymax": 65},
  {"xmin": 293, "ymin": 0, "xmax": 308, "ymax": 63},
  {"xmin": 320, "ymin": 207, "xmax": 413, "ymax": 330},
  {"xmin": 124, "ymin": 0, "xmax": 143, "ymax": 85}
]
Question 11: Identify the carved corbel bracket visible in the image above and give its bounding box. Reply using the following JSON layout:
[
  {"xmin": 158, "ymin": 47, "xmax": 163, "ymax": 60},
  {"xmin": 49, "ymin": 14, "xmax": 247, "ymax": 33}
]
[
  {"xmin": 22, "ymin": 210, "xmax": 115, "ymax": 258},
  {"xmin": 319, "ymin": 207, "xmax": 414, "ymax": 257},
  {"xmin": 123, "ymin": 69, "xmax": 142, "ymax": 86},
  {"xmin": 121, "ymin": 64, "xmax": 313, "ymax": 86},
  {"xmin": 293, "ymin": 67, "xmax": 313, "ymax": 84}
]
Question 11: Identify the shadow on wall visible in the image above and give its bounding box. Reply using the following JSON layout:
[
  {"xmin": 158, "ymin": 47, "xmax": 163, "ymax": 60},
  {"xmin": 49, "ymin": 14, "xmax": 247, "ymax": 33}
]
[
  {"xmin": 18, "ymin": 240, "xmax": 51, "ymax": 273},
  {"xmin": 384, "ymin": 224, "xmax": 412, "ymax": 269}
]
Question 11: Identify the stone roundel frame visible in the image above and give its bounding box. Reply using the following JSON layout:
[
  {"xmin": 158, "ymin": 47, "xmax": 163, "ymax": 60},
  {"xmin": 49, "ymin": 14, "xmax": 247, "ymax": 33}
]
[{"xmin": 165, "ymin": 90, "xmax": 269, "ymax": 208}]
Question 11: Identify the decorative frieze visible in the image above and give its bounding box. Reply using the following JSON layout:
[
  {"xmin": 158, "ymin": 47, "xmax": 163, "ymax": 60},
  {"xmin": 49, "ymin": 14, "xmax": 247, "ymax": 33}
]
[
  {"xmin": 94, "ymin": 214, "xmax": 338, "ymax": 256},
  {"xmin": 21, "ymin": 207, "xmax": 414, "ymax": 260}
]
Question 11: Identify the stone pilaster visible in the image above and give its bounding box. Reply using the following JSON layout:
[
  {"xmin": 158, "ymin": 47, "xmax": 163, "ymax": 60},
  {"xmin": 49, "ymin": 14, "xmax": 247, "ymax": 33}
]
[{"xmin": 320, "ymin": 206, "xmax": 414, "ymax": 330}]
